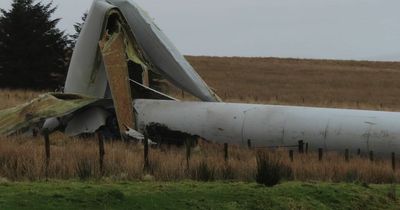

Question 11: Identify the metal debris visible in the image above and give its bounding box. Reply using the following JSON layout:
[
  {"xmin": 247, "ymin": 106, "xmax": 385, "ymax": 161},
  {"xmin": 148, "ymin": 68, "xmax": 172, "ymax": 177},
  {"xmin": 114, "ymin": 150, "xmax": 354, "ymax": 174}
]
[{"xmin": 0, "ymin": 93, "xmax": 99, "ymax": 135}]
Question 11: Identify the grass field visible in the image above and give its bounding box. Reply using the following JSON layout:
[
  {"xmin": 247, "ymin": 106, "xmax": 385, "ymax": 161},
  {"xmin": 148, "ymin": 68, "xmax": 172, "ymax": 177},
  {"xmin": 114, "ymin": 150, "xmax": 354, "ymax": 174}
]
[
  {"xmin": 1, "ymin": 57, "xmax": 400, "ymax": 209},
  {"xmin": 188, "ymin": 56, "xmax": 400, "ymax": 111},
  {"xmin": 0, "ymin": 58, "xmax": 400, "ymax": 183},
  {"xmin": 1, "ymin": 57, "xmax": 400, "ymax": 111},
  {"xmin": 0, "ymin": 89, "xmax": 43, "ymax": 110},
  {"xmin": 0, "ymin": 136, "xmax": 398, "ymax": 184},
  {"xmin": 0, "ymin": 181, "xmax": 398, "ymax": 210}
]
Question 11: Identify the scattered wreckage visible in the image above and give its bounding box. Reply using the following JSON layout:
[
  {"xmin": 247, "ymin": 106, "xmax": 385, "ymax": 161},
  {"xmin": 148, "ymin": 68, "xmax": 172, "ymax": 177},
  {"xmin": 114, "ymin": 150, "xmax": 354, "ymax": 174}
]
[{"xmin": 1, "ymin": 0, "xmax": 400, "ymax": 155}]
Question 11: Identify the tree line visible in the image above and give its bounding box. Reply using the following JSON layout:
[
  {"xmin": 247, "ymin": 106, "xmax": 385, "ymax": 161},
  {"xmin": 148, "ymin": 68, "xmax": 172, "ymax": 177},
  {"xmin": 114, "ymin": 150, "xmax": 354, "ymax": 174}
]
[{"xmin": 0, "ymin": 0, "xmax": 86, "ymax": 90}]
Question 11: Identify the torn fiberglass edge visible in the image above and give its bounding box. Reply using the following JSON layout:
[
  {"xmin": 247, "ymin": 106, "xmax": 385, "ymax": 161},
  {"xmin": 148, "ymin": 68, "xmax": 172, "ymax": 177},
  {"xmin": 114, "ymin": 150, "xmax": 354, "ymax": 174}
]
[
  {"xmin": 0, "ymin": 93, "xmax": 100, "ymax": 136},
  {"xmin": 134, "ymin": 99, "xmax": 400, "ymax": 154},
  {"xmin": 65, "ymin": 0, "xmax": 220, "ymax": 102},
  {"xmin": 2, "ymin": 0, "xmax": 400, "ymax": 155},
  {"xmin": 99, "ymin": 17, "xmax": 136, "ymax": 133},
  {"xmin": 145, "ymin": 123, "xmax": 200, "ymax": 146},
  {"xmin": 107, "ymin": 0, "xmax": 221, "ymax": 102},
  {"xmin": 57, "ymin": 1, "xmax": 219, "ymax": 136},
  {"xmin": 0, "ymin": 0, "xmax": 197, "ymax": 137}
]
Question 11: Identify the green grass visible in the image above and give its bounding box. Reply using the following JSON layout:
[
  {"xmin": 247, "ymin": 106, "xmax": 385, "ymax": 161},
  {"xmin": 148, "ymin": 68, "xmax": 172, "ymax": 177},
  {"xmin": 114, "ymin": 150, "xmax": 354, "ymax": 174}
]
[{"xmin": 0, "ymin": 181, "xmax": 398, "ymax": 210}]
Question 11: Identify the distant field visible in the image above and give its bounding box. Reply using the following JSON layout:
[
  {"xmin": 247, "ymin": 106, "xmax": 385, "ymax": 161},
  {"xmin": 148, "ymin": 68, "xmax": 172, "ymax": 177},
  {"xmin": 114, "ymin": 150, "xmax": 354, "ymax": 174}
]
[
  {"xmin": 188, "ymin": 56, "xmax": 400, "ymax": 111},
  {"xmin": 0, "ymin": 181, "xmax": 398, "ymax": 210},
  {"xmin": 1, "ymin": 57, "xmax": 400, "ymax": 111}
]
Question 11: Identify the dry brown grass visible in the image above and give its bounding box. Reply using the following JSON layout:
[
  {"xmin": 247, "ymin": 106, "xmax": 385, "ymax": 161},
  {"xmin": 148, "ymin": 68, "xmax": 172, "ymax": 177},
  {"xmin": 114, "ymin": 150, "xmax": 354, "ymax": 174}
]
[
  {"xmin": 1, "ymin": 57, "xmax": 400, "ymax": 183},
  {"xmin": 2, "ymin": 57, "xmax": 400, "ymax": 111},
  {"xmin": 0, "ymin": 89, "xmax": 44, "ymax": 110},
  {"xmin": 188, "ymin": 56, "xmax": 400, "ymax": 111},
  {"xmin": 0, "ymin": 135, "xmax": 398, "ymax": 183}
]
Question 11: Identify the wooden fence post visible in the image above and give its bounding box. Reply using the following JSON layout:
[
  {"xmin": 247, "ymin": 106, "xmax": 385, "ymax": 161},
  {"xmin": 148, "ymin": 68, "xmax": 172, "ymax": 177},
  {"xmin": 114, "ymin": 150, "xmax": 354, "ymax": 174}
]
[
  {"xmin": 185, "ymin": 138, "xmax": 191, "ymax": 170},
  {"xmin": 318, "ymin": 148, "xmax": 323, "ymax": 161},
  {"xmin": 247, "ymin": 139, "xmax": 252, "ymax": 149},
  {"xmin": 298, "ymin": 140, "xmax": 304, "ymax": 154},
  {"xmin": 143, "ymin": 133, "xmax": 150, "ymax": 173},
  {"xmin": 392, "ymin": 152, "xmax": 396, "ymax": 171},
  {"xmin": 97, "ymin": 132, "xmax": 105, "ymax": 176},
  {"xmin": 369, "ymin": 151, "xmax": 374, "ymax": 162},
  {"xmin": 43, "ymin": 130, "xmax": 50, "ymax": 180},
  {"xmin": 224, "ymin": 143, "xmax": 229, "ymax": 162},
  {"xmin": 289, "ymin": 150, "xmax": 294, "ymax": 162},
  {"xmin": 305, "ymin": 143, "xmax": 309, "ymax": 154},
  {"xmin": 345, "ymin": 149, "xmax": 349, "ymax": 162},
  {"xmin": 32, "ymin": 128, "xmax": 38, "ymax": 137}
]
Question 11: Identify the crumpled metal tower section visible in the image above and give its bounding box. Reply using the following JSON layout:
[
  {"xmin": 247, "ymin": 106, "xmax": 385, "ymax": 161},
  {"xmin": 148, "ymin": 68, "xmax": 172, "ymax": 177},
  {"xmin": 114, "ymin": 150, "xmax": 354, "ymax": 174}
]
[{"xmin": 65, "ymin": 0, "xmax": 220, "ymax": 102}]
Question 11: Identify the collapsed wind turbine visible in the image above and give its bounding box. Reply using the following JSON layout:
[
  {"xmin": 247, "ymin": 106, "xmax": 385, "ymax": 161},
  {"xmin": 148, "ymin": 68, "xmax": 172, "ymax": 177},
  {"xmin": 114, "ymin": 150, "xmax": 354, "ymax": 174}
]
[{"xmin": 1, "ymin": 0, "xmax": 400, "ymax": 155}]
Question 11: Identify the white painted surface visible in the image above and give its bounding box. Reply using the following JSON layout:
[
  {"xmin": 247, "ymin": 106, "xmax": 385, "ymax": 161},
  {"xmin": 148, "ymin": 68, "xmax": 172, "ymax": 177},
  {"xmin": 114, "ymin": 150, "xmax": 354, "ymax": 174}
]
[
  {"xmin": 65, "ymin": 0, "xmax": 219, "ymax": 101},
  {"xmin": 65, "ymin": 107, "xmax": 110, "ymax": 136},
  {"xmin": 135, "ymin": 100, "xmax": 400, "ymax": 154},
  {"xmin": 64, "ymin": 0, "xmax": 112, "ymax": 98}
]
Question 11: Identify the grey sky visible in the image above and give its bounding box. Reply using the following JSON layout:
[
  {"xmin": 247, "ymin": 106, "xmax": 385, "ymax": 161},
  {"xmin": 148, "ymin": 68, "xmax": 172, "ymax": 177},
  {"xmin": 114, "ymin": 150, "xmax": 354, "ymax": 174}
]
[{"xmin": 1, "ymin": 0, "xmax": 399, "ymax": 61}]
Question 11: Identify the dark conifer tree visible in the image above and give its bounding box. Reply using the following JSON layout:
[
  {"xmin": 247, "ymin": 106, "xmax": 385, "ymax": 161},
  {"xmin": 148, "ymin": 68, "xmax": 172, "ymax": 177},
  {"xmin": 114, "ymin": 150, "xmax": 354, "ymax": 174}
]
[
  {"xmin": 70, "ymin": 12, "xmax": 87, "ymax": 49},
  {"xmin": 0, "ymin": 0, "xmax": 69, "ymax": 89}
]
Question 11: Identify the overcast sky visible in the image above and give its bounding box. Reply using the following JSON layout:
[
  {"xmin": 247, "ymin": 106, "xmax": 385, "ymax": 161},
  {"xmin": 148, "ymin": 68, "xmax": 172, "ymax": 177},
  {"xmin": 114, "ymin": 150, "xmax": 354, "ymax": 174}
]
[{"xmin": 1, "ymin": 0, "xmax": 399, "ymax": 61}]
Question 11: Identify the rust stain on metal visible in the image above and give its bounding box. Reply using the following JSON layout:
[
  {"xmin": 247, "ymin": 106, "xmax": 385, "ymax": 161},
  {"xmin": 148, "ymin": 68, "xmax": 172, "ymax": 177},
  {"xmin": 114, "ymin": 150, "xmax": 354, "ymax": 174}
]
[{"xmin": 99, "ymin": 32, "xmax": 135, "ymax": 133}]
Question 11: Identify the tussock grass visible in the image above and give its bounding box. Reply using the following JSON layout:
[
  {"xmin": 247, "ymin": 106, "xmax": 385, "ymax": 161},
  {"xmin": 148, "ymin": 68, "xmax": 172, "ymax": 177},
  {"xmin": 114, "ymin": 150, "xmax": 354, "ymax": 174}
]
[{"xmin": 0, "ymin": 135, "xmax": 398, "ymax": 183}]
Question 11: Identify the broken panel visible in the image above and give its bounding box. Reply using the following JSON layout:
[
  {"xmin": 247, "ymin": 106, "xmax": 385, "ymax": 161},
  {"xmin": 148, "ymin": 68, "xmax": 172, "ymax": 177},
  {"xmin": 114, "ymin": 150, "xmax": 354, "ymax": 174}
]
[
  {"xmin": 0, "ymin": 93, "xmax": 99, "ymax": 135},
  {"xmin": 134, "ymin": 99, "xmax": 400, "ymax": 155},
  {"xmin": 99, "ymin": 28, "xmax": 136, "ymax": 133}
]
